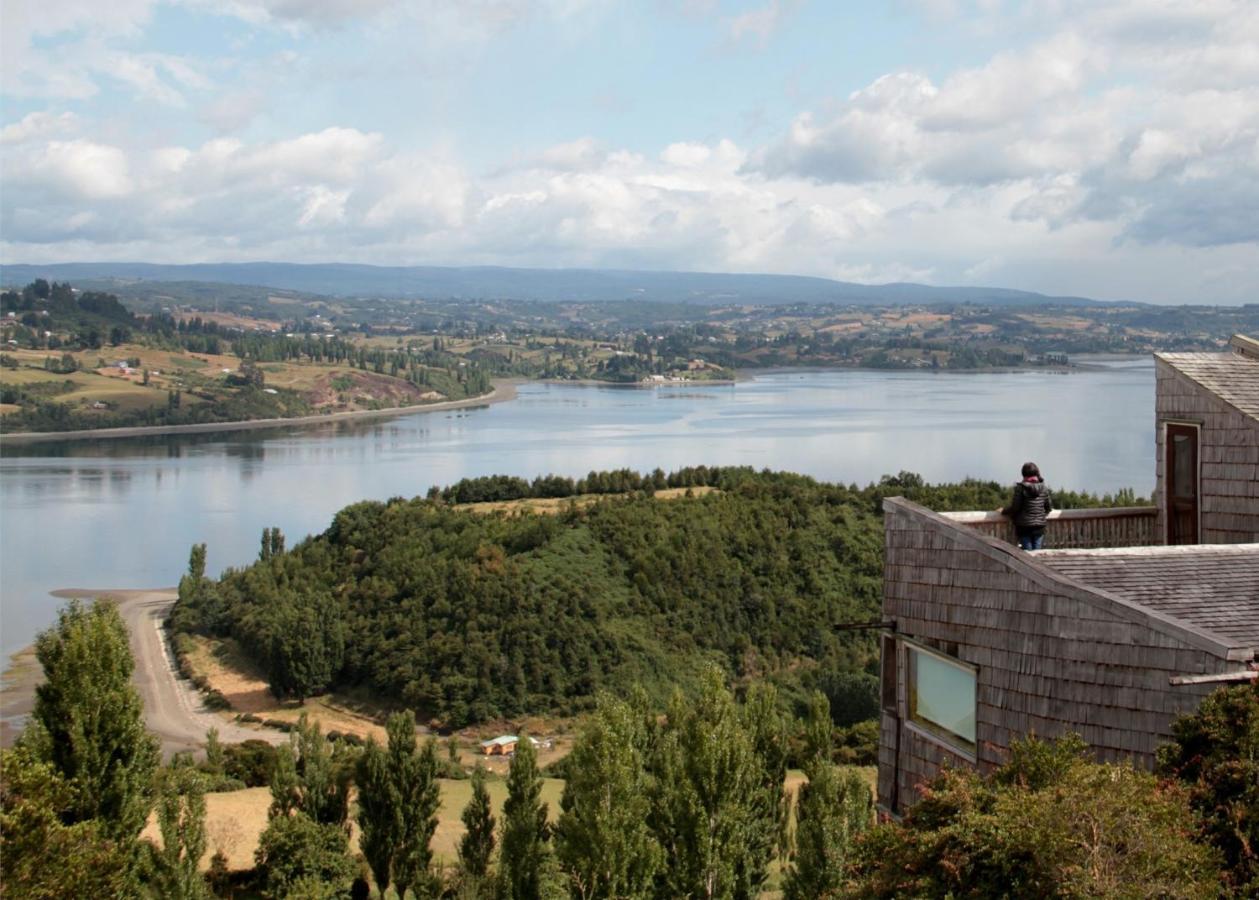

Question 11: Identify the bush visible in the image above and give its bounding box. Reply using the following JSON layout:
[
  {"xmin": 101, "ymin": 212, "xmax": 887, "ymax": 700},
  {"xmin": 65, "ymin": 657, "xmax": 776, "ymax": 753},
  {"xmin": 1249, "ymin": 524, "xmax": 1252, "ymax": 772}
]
[
  {"xmin": 1158, "ymin": 680, "xmax": 1259, "ymax": 895},
  {"xmin": 221, "ymin": 740, "xmax": 280, "ymax": 787},
  {"xmin": 849, "ymin": 734, "xmax": 1222, "ymax": 898}
]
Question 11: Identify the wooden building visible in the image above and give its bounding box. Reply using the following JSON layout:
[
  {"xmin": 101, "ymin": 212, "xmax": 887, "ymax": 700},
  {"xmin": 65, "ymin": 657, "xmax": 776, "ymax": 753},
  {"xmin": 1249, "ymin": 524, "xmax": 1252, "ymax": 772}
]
[
  {"xmin": 877, "ymin": 335, "xmax": 1259, "ymax": 817},
  {"xmin": 1155, "ymin": 334, "xmax": 1259, "ymax": 544}
]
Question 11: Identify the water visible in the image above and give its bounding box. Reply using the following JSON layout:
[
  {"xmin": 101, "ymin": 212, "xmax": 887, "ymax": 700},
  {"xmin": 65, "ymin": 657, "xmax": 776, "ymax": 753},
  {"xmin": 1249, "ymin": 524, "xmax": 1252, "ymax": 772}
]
[{"xmin": 0, "ymin": 360, "xmax": 1153, "ymax": 658}]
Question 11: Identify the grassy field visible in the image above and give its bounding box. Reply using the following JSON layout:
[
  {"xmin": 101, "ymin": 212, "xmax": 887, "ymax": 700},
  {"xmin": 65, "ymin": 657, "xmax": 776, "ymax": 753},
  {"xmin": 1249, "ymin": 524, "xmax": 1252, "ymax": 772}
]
[
  {"xmin": 142, "ymin": 775, "xmax": 569, "ymax": 872},
  {"xmin": 146, "ymin": 765, "xmax": 874, "ymax": 877},
  {"xmin": 457, "ymin": 485, "xmax": 719, "ymax": 516}
]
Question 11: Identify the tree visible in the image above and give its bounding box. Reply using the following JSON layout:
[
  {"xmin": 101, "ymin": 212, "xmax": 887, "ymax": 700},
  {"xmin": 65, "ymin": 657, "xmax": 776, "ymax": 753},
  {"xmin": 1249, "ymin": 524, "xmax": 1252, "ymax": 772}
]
[
  {"xmin": 497, "ymin": 736, "xmax": 558, "ymax": 900},
  {"xmin": 848, "ymin": 733, "xmax": 1222, "ymax": 898},
  {"xmin": 459, "ymin": 765, "xmax": 497, "ymax": 880},
  {"xmin": 254, "ymin": 812, "xmax": 356, "ymax": 899},
  {"xmin": 555, "ymin": 693, "xmax": 662, "ymax": 899},
  {"xmin": 649, "ymin": 667, "xmax": 783, "ymax": 900},
  {"xmin": 782, "ymin": 692, "xmax": 871, "ymax": 900},
  {"xmin": 0, "ymin": 745, "xmax": 132, "ymax": 899},
  {"xmin": 354, "ymin": 711, "xmax": 441, "ymax": 899},
  {"xmin": 269, "ymin": 715, "xmax": 351, "ymax": 827},
  {"xmin": 1157, "ymin": 680, "xmax": 1259, "ymax": 895},
  {"xmin": 150, "ymin": 767, "xmax": 210, "ymax": 899},
  {"xmin": 264, "ymin": 590, "xmax": 345, "ymax": 702},
  {"xmin": 28, "ymin": 599, "xmax": 159, "ymax": 840}
]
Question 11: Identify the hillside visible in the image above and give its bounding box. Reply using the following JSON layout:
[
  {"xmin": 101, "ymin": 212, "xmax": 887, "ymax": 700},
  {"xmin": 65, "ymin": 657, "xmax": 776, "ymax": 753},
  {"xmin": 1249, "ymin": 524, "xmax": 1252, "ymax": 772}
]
[
  {"xmin": 169, "ymin": 468, "xmax": 1135, "ymax": 729},
  {"xmin": 0, "ymin": 261, "xmax": 1113, "ymax": 307}
]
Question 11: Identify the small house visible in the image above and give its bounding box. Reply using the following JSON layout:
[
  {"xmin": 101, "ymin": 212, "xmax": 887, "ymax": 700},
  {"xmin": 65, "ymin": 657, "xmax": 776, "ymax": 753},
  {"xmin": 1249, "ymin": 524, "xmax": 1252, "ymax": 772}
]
[
  {"xmin": 480, "ymin": 735, "xmax": 518, "ymax": 756},
  {"xmin": 876, "ymin": 334, "xmax": 1259, "ymax": 818}
]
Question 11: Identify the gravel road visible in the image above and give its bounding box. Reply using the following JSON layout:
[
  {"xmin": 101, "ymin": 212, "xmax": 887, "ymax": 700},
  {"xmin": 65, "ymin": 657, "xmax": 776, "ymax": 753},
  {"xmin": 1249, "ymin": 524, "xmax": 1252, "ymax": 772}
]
[{"xmin": 1, "ymin": 588, "xmax": 285, "ymax": 757}]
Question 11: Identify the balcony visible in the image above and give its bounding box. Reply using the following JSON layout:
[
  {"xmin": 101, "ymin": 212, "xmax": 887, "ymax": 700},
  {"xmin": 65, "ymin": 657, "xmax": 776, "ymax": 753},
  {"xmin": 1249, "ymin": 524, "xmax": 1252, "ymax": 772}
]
[{"xmin": 941, "ymin": 506, "xmax": 1158, "ymax": 550}]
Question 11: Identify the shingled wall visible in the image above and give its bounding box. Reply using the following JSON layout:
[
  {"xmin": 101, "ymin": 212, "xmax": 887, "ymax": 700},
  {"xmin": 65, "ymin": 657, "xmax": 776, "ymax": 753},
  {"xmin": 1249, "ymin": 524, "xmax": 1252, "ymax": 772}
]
[
  {"xmin": 1155, "ymin": 358, "xmax": 1259, "ymax": 543},
  {"xmin": 877, "ymin": 497, "xmax": 1249, "ymax": 816}
]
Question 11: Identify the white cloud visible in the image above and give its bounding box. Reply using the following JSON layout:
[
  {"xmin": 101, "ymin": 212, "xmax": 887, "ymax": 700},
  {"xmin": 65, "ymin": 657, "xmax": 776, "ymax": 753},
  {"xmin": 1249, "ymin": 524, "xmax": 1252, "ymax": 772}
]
[
  {"xmin": 725, "ymin": 0, "xmax": 801, "ymax": 48},
  {"xmin": 0, "ymin": 111, "xmax": 79, "ymax": 145}
]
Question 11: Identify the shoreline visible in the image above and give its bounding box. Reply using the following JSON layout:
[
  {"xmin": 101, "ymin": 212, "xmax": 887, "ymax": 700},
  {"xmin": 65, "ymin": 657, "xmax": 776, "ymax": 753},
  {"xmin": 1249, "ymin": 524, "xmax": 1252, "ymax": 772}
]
[
  {"xmin": 1, "ymin": 587, "xmax": 286, "ymax": 755},
  {"xmin": 0, "ymin": 380, "xmax": 520, "ymax": 446}
]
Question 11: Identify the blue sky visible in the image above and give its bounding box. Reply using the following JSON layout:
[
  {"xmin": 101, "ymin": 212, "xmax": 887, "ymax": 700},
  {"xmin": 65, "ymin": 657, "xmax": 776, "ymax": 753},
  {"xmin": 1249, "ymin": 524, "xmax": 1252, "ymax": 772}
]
[{"xmin": 3, "ymin": 1, "xmax": 1258, "ymax": 303}]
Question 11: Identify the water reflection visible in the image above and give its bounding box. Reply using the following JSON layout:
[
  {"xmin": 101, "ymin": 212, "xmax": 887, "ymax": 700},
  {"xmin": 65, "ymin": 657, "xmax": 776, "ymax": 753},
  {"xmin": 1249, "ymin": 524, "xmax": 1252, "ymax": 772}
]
[{"xmin": 1, "ymin": 363, "xmax": 1153, "ymax": 657}]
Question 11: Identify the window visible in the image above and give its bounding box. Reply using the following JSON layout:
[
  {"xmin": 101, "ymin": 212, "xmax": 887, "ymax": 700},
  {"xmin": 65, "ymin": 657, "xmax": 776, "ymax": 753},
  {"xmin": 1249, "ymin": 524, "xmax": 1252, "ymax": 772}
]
[
  {"xmin": 880, "ymin": 634, "xmax": 897, "ymax": 714},
  {"xmin": 907, "ymin": 644, "xmax": 976, "ymax": 753}
]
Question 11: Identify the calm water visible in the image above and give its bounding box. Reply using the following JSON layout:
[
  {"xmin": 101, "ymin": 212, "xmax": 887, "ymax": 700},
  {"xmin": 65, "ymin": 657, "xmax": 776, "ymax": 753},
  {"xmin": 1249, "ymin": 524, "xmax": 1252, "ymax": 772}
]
[{"xmin": 0, "ymin": 360, "xmax": 1153, "ymax": 658}]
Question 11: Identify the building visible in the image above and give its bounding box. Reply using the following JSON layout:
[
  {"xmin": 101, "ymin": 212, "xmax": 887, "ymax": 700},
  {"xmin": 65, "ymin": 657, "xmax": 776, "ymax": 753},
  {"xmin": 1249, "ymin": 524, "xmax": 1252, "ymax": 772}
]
[
  {"xmin": 480, "ymin": 735, "xmax": 518, "ymax": 755},
  {"xmin": 877, "ymin": 335, "xmax": 1259, "ymax": 818}
]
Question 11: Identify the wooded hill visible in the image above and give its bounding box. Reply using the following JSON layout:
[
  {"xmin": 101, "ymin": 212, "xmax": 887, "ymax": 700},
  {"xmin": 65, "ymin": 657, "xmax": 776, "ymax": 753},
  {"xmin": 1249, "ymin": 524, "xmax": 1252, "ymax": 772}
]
[{"xmin": 170, "ymin": 468, "xmax": 1141, "ymax": 728}]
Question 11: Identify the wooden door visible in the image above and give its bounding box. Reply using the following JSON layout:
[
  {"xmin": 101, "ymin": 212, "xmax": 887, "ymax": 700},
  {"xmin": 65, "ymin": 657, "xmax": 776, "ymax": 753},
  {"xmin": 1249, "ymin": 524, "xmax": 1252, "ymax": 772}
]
[{"xmin": 1166, "ymin": 424, "xmax": 1199, "ymax": 544}]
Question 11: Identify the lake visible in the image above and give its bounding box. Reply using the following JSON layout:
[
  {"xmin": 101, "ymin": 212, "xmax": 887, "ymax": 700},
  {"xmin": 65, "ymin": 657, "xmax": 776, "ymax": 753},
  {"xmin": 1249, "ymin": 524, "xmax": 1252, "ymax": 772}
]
[{"xmin": 0, "ymin": 360, "xmax": 1153, "ymax": 659}]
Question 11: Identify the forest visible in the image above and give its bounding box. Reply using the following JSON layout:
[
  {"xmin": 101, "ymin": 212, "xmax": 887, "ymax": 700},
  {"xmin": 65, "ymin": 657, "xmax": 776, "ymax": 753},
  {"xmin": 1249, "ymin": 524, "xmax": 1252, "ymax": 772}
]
[{"xmin": 170, "ymin": 467, "xmax": 1143, "ymax": 731}]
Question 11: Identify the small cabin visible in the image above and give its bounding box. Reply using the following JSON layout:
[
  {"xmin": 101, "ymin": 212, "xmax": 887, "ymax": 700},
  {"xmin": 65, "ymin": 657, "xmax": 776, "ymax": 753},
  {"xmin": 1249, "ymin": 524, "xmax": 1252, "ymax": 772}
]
[
  {"xmin": 876, "ymin": 334, "xmax": 1259, "ymax": 818},
  {"xmin": 480, "ymin": 735, "xmax": 518, "ymax": 756}
]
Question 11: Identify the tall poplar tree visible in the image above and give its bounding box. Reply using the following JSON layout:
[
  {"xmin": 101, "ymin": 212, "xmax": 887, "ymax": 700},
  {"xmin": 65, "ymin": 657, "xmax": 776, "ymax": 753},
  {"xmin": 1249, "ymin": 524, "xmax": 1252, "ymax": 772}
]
[
  {"xmin": 783, "ymin": 691, "xmax": 871, "ymax": 900},
  {"xmin": 459, "ymin": 765, "xmax": 496, "ymax": 880},
  {"xmin": 496, "ymin": 736, "xmax": 556, "ymax": 900},
  {"xmin": 649, "ymin": 666, "xmax": 781, "ymax": 900},
  {"xmin": 29, "ymin": 599, "xmax": 159, "ymax": 840},
  {"xmin": 555, "ymin": 694, "xmax": 662, "ymax": 899},
  {"xmin": 355, "ymin": 711, "xmax": 441, "ymax": 899},
  {"xmin": 150, "ymin": 768, "xmax": 210, "ymax": 900}
]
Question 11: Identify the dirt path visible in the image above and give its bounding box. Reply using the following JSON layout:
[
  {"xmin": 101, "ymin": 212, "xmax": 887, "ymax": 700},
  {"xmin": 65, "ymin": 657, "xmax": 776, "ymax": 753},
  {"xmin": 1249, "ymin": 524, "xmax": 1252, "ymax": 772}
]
[
  {"xmin": 1, "ymin": 589, "xmax": 285, "ymax": 757},
  {"xmin": 0, "ymin": 380, "xmax": 519, "ymax": 445}
]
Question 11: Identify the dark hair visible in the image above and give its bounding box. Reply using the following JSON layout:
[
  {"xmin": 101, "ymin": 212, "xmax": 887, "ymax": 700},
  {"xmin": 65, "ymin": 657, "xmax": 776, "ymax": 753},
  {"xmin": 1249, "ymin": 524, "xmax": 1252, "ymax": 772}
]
[{"xmin": 1021, "ymin": 462, "xmax": 1041, "ymax": 479}]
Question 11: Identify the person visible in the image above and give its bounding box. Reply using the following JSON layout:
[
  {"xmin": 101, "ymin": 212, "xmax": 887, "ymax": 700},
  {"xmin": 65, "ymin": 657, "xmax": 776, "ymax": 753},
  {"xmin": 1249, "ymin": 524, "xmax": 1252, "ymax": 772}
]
[{"xmin": 1000, "ymin": 462, "xmax": 1053, "ymax": 550}]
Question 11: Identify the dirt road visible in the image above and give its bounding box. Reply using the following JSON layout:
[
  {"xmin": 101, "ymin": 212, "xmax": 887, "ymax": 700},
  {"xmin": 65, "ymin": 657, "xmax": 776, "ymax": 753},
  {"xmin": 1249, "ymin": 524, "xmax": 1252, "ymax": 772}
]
[{"xmin": 1, "ymin": 589, "xmax": 285, "ymax": 757}]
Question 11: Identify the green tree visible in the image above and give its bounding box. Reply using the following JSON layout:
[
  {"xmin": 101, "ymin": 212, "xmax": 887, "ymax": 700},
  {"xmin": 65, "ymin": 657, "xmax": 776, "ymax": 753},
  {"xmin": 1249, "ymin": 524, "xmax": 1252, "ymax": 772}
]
[
  {"xmin": 255, "ymin": 812, "xmax": 356, "ymax": 899},
  {"xmin": 459, "ymin": 765, "xmax": 497, "ymax": 880},
  {"xmin": 269, "ymin": 715, "xmax": 351, "ymax": 827},
  {"xmin": 496, "ymin": 736, "xmax": 558, "ymax": 900},
  {"xmin": 149, "ymin": 767, "xmax": 210, "ymax": 899},
  {"xmin": 28, "ymin": 599, "xmax": 160, "ymax": 840},
  {"xmin": 1157, "ymin": 680, "xmax": 1259, "ymax": 895},
  {"xmin": 849, "ymin": 734, "xmax": 1221, "ymax": 898},
  {"xmin": 649, "ymin": 667, "xmax": 782, "ymax": 900},
  {"xmin": 355, "ymin": 710, "xmax": 441, "ymax": 899},
  {"xmin": 782, "ymin": 692, "xmax": 871, "ymax": 900},
  {"xmin": 0, "ymin": 745, "xmax": 132, "ymax": 899},
  {"xmin": 265, "ymin": 590, "xmax": 345, "ymax": 702},
  {"xmin": 204, "ymin": 727, "xmax": 225, "ymax": 776},
  {"xmin": 555, "ymin": 693, "xmax": 662, "ymax": 900}
]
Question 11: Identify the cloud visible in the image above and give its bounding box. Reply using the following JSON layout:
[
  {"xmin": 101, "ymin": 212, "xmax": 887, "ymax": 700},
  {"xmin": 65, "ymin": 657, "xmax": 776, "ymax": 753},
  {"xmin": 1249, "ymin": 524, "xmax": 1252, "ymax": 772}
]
[
  {"xmin": 0, "ymin": 112, "xmax": 79, "ymax": 145},
  {"xmin": 725, "ymin": 0, "xmax": 801, "ymax": 48}
]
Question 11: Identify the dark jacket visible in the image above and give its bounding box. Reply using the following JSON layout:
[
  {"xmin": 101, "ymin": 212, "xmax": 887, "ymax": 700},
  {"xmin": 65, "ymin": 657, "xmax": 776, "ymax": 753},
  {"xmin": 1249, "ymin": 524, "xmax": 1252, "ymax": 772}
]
[{"xmin": 1002, "ymin": 479, "xmax": 1053, "ymax": 531}]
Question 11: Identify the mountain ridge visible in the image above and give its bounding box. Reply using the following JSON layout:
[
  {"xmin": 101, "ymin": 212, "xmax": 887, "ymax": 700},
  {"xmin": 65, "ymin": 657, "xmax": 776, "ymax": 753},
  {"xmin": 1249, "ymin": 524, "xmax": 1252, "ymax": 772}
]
[{"xmin": 0, "ymin": 261, "xmax": 1127, "ymax": 307}]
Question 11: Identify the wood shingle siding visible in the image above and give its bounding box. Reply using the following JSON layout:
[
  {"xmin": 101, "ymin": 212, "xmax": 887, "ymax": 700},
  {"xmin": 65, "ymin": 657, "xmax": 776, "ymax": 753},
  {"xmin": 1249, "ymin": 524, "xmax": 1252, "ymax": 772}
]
[
  {"xmin": 1155, "ymin": 348, "xmax": 1259, "ymax": 544},
  {"xmin": 878, "ymin": 498, "xmax": 1255, "ymax": 816}
]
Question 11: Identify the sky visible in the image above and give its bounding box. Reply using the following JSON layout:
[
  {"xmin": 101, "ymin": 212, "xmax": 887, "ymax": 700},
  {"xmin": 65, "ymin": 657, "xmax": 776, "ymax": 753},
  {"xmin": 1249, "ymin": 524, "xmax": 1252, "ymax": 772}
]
[{"xmin": 2, "ymin": 0, "xmax": 1258, "ymax": 304}]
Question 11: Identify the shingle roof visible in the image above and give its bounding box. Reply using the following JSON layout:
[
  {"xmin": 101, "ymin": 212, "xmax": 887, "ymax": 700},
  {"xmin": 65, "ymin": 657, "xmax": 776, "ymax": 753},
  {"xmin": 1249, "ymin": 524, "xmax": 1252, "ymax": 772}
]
[
  {"xmin": 1038, "ymin": 545, "xmax": 1259, "ymax": 649},
  {"xmin": 1156, "ymin": 346, "xmax": 1259, "ymax": 421}
]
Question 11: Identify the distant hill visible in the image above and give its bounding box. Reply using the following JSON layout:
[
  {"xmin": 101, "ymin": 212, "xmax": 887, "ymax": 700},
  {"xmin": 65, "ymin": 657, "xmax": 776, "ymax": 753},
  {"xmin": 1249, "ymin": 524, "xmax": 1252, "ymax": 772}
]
[{"xmin": 0, "ymin": 261, "xmax": 1117, "ymax": 307}]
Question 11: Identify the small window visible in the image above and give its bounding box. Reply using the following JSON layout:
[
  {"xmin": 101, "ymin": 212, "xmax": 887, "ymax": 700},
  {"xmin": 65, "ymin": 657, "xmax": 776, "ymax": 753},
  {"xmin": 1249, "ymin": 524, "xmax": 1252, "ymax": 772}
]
[
  {"xmin": 907, "ymin": 644, "xmax": 976, "ymax": 753},
  {"xmin": 880, "ymin": 634, "xmax": 897, "ymax": 714}
]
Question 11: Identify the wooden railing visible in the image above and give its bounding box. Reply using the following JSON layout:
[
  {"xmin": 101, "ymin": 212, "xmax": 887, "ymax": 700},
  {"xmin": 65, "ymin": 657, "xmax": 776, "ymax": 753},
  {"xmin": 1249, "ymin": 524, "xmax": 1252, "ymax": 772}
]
[{"xmin": 942, "ymin": 507, "xmax": 1159, "ymax": 549}]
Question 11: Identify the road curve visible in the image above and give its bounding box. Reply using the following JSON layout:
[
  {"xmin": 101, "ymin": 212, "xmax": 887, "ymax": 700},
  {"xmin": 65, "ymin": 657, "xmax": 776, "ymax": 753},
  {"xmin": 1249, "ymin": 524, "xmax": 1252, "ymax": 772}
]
[
  {"xmin": 2, "ymin": 589, "xmax": 285, "ymax": 758},
  {"xmin": 115, "ymin": 589, "xmax": 287, "ymax": 757}
]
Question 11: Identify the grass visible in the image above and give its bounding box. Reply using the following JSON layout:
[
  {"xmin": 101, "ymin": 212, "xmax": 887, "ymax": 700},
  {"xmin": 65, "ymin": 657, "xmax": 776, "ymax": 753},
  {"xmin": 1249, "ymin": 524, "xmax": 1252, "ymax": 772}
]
[{"xmin": 147, "ymin": 764, "xmax": 875, "ymax": 880}]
